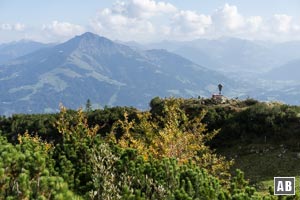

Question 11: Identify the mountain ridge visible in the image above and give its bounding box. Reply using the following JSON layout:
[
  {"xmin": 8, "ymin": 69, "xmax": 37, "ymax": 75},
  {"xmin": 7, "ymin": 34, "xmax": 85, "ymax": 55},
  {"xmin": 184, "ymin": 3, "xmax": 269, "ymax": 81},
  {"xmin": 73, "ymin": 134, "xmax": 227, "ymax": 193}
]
[
  {"xmin": 0, "ymin": 32, "xmax": 236, "ymax": 115},
  {"xmin": 0, "ymin": 40, "xmax": 52, "ymax": 64}
]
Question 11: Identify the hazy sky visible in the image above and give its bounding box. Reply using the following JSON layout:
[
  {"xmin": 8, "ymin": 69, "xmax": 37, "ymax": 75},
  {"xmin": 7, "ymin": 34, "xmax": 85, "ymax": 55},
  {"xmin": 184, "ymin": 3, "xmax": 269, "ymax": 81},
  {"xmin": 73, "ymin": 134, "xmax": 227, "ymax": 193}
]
[{"xmin": 1, "ymin": 0, "xmax": 300, "ymax": 43}]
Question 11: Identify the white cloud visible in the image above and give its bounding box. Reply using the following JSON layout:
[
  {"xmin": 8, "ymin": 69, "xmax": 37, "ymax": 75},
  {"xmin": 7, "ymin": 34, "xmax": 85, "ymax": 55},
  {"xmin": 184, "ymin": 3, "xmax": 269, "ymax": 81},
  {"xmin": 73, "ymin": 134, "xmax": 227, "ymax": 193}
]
[
  {"xmin": 42, "ymin": 21, "xmax": 85, "ymax": 38},
  {"xmin": 246, "ymin": 16, "xmax": 263, "ymax": 32},
  {"xmin": 91, "ymin": 1, "xmax": 162, "ymax": 41},
  {"xmin": 116, "ymin": 0, "xmax": 177, "ymax": 18},
  {"xmin": 170, "ymin": 10, "xmax": 211, "ymax": 39},
  {"xmin": 256, "ymin": 14, "xmax": 300, "ymax": 41},
  {"xmin": 91, "ymin": 0, "xmax": 214, "ymax": 41},
  {"xmin": 14, "ymin": 23, "xmax": 26, "ymax": 31},
  {"xmin": 0, "ymin": 23, "xmax": 25, "ymax": 31},
  {"xmin": 0, "ymin": 24, "xmax": 12, "ymax": 31},
  {"xmin": 4, "ymin": 1, "xmax": 299, "ymax": 43},
  {"xmin": 91, "ymin": 10, "xmax": 156, "ymax": 39},
  {"xmin": 88, "ymin": 1, "xmax": 300, "ymax": 42},
  {"xmin": 272, "ymin": 14, "xmax": 293, "ymax": 33},
  {"xmin": 89, "ymin": 2, "xmax": 300, "ymax": 42},
  {"xmin": 207, "ymin": 4, "xmax": 300, "ymax": 41},
  {"xmin": 91, "ymin": 2, "xmax": 253, "ymax": 41},
  {"xmin": 211, "ymin": 4, "xmax": 245, "ymax": 32}
]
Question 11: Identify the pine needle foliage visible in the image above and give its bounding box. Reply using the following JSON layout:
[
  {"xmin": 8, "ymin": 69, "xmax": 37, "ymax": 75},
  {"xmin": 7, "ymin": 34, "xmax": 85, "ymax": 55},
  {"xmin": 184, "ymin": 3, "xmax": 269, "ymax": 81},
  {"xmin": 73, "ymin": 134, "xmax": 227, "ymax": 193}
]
[
  {"xmin": 53, "ymin": 105, "xmax": 100, "ymax": 195},
  {"xmin": 0, "ymin": 132, "xmax": 80, "ymax": 199},
  {"xmin": 108, "ymin": 98, "xmax": 233, "ymax": 180}
]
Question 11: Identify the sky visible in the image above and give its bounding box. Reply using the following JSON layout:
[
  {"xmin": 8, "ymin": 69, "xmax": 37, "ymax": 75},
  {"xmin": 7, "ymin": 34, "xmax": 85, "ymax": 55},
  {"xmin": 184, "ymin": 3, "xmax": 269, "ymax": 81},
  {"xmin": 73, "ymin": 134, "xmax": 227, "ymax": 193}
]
[{"xmin": 1, "ymin": 0, "xmax": 300, "ymax": 43}]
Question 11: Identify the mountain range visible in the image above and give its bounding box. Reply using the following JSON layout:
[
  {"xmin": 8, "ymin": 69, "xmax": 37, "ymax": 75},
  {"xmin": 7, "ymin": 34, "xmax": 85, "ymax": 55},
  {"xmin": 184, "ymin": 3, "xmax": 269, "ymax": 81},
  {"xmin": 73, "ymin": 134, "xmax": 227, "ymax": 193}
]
[
  {"xmin": 2, "ymin": 32, "xmax": 300, "ymax": 115},
  {"xmin": 0, "ymin": 32, "xmax": 236, "ymax": 115},
  {"xmin": 0, "ymin": 40, "xmax": 52, "ymax": 64},
  {"xmin": 145, "ymin": 37, "xmax": 300, "ymax": 75},
  {"xmin": 143, "ymin": 37, "xmax": 300, "ymax": 105}
]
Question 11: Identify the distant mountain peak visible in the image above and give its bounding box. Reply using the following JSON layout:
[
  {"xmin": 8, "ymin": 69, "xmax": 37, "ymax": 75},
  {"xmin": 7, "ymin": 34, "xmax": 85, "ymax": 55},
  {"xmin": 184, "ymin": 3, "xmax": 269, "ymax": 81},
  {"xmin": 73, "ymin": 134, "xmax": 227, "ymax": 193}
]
[
  {"xmin": 75, "ymin": 32, "xmax": 111, "ymax": 43},
  {"xmin": 66, "ymin": 32, "xmax": 115, "ymax": 49},
  {"xmin": 52, "ymin": 32, "xmax": 117, "ymax": 54},
  {"xmin": 78, "ymin": 32, "xmax": 100, "ymax": 39},
  {"xmin": 0, "ymin": 32, "xmax": 235, "ymax": 115}
]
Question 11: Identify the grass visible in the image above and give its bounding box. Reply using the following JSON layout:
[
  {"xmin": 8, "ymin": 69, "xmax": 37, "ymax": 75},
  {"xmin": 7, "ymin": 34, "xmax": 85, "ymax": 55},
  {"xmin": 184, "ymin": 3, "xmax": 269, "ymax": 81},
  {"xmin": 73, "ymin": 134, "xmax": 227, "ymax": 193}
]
[
  {"xmin": 218, "ymin": 142, "xmax": 300, "ymax": 196},
  {"xmin": 255, "ymin": 177, "xmax": 300, "ymax": 198}
]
